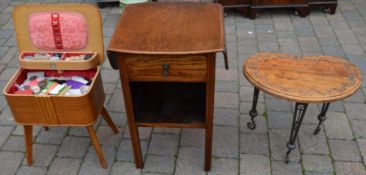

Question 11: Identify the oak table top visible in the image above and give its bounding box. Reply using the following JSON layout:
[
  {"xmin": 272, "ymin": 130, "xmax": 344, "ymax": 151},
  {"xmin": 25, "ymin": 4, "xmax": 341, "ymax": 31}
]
[
  {"xmin": 243, "ymin": 52, "xmax": 362, "ymax": 103},
  {"xmin": 107, "ymin": 2, "xmax": 225, "ymax": 55}
]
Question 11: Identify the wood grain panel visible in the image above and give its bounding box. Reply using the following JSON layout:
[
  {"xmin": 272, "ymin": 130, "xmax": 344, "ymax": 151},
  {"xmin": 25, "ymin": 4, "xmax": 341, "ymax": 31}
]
[
  {"xmin": 126, "ymin": 55, "xmax": 207, "ymax": 82},
  {"xmin": 243, "ymin": 52, "xmax": 362, "ymax": 103},
  {"xmin": 253, "ymin": 0, "xmax": 305, "ymax": 5}
]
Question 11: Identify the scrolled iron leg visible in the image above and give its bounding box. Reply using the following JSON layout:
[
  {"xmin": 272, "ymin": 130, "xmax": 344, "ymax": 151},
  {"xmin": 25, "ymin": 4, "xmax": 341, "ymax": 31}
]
[
  {"xmin": 285, "ymin": 103, "xmax": 308, "ymax": 163},
  {"xmin": 247, "ymin": 87, "xmax": 260, "ymax": 130},
  {"xmin": 314, "ymin": 103, "xmax": 330, "ymax": 135}
]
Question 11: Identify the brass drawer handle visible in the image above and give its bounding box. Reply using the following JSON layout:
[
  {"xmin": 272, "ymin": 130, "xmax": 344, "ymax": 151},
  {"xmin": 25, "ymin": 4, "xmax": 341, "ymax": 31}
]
[{"xmin": 162, "ymin": 64, "xmax": 170, "ymax": 77}]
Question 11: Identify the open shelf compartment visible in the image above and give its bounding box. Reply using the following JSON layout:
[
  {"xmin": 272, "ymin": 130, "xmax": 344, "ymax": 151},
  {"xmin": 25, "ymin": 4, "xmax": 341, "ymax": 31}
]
[{"xmin": 130, "ymin": 82, "xmax": 206, "ymax": 128}]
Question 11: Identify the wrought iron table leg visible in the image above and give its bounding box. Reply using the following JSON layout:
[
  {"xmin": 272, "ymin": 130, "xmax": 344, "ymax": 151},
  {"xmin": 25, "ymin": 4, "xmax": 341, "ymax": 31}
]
[
  {"xmin": 247, "ymin": 87, "xmax": 260, "ymax": 130},
  {"xmin": 313, "ymin": 103, "xmax": 330, "ymax": 135},
  {"xmin": 285, "ymin": 103, "xmax": 308, "ymax": 163}
]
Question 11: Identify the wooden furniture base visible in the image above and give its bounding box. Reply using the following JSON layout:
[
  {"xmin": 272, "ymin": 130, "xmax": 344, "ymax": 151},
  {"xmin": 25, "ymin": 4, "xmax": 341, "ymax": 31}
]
[
  {"xmin": 243, "ymin": 52, "xmax": 361, "ymax": 162},
  {"xmin": 24, "ymin": 107, "xmax": 118, "ymax": 169},
  {"xmin": 218, "ymin": 0, "xmax": 337, "ymax": 19}
]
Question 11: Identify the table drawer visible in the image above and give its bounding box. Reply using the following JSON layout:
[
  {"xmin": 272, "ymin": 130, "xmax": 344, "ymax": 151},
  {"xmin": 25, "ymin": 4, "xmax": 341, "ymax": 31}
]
[{"xmin": 125, "ymin": 55, "xmax": 207, "ymax": 82}]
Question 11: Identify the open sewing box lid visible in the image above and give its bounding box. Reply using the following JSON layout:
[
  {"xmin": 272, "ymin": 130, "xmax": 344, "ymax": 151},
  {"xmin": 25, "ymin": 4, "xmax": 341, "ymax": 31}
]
[{"xmin": 13, "ymin": 4, "xmax": 105, "ymax": 70}]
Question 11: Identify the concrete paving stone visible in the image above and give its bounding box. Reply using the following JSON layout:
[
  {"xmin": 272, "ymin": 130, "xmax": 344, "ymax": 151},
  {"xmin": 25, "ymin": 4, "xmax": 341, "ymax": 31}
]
[
  {"xmin": 240, "ymin": 154, "xmax": 270, "ymax": 175},
  {"xmin": 107, "ymin": 89, "xmax": 126, "ymax": 112},
  {"xmin": 3, "ymin": 36, "xmax": 16, "ymax": 47},
  {"xmin": 343, "ymin": 11, "xmax": 364, "ymax": 22},
  {"xmin": 299, "ymin": 37, "xmax": 322, "ymax": 52},
  {"xmin": 258, "ymin": 41, "xmax": 280, "ymax": 52},
  {"xmin": 104, "ymin": 14, "xmax": 120, "ymax": 28},
  {"xmin": 22, "ymin": 144, "xmax": 57, "ymax": 167},
  {"xmin": 123, "ymin": 126, "xmax": 152, "ymax": 140},
  {"xmin": 0, "ymin": 67, "xmax": 17, "ymax": 80},
  {"xmin": 326, "ymin": 100, "xmax": 345, "ymax": 112},
  {"xmin": 302, "ymin": 154, "xmax": 333, "ymax": 174},
  {"xmin": 153, "ymin": 128, "xmax": 181, "ymax": 135},
  {"xmin": 334, "ymin": 29, "xmax": 359, "ymax": 45},
  {"xmin": 321, "ymin": 46, "xmax": 345, "ymax": 57},
  {"xmin": 68, "ymin": 127, "xmax": 89, "ymax": 137},
  {"xmin": 299, "ymin": 124, "xmax": 329, "ymax": 155},
  {"xmin": 0, "ymin": 28, "xmax": 13, "ymax": 39},
  {"xmin": 269, "ymin": 129, "xmax": 301, "ymax": 162},
  {"xmin": 313, "ymin": 25, "xmax": 336, "ymax": 38},
  {"xmin": 0, "ymin": 13, "xmax": 11, "ymax": 25},
  {"xmin": 334, "ymin": 162, "xmax": 366, "ymax": 175},
  {"xmin": 175, "ymin": 147, "xmax": 205, "ymax": 175},
  {"xmin": 215, "ymin": 92, "xmax": 239, "ymax": 109},
  {"xmin": 277, "ymin": 31, "xmax": 297, "ymax": 39},
  {"xmin": 329, "ymin": 20, "xmax": 350, "ymax": 30},
  {"xmin": 216, "ymin": 68, "xmax": 238, "ymax": 81},
  {"xmin": 240, "ymin": 114, "xmax": 268, "ymax": 134},
  {"xmin": 342, "ymin": 44, "xmax": 364, "ymax": 56},
  {"xmin": 257, "ymin": 33, "xmax": 278, "ymax": 41},
  {"xmin": 36, "ymin": 127, "xmax": 67, "ymax": 145},
  {"xmin": 240, "ymin": 133, "xmax": 269, "ymax": 155},
  {"xmin": 237, "ymin": 46, "xmax": 258, "ymax": 55},
  {"xmin": 279, "ymin": 38, "xmax": 298, "ymax": 47},
  {"xmin": 274, "ymin": 22, "xmax": 294, "ymax": 32},
  {"xmin": 255, "ymin": 24, "xmax": 275, "ymax": 34},
  {"xmin": 267, "ymin": 111, "xmax": 292, "ymax": 130},
  {"xmin": 345, "ymin": 102, "xmax": 366, "ymax": 120},
  {"xmin": 100, "ymin": 112, "xmax": 127, "ymax": 128},
  {"xmin": 236, "ymin": 29, "xmax": 256, "ymax": 39},
  {"xmin": 240, "ymin": 86, "xmax": 265, "ymax": 102},
  {"xmin": 12, "ymin": 125, "xmax": 41, "ymax": 138},
  {"xmin": 215, "ymin": 80, "xmax": 239, "ymax": 93},
  {"xmin": 96, "ymin": 125, "xmax": 122, "ymax": 147},
  {"xmin": 208, "ymin": 158, "xmax": 238, "ymax": 175},
  {"xmin": 102, "ymin": 82, "xmax": 116, "ymax": 95},
  {"xmin": 240, "ymin": 102, "xmax": 266, "ymax": 116},
  {"xmin": 2, "ymin": 136, "xmax": 24, "ymax": 152},
  {"xmin": 110, "ymin": 162, "xmax": 141, "ymax": 175},
  {"xmin": 302, "ymin": 104, "xmax": 320, "ymax": 124},
  {"xmin": 350, "ymin": 25, "xmax": 366, "ymax": 36},
  {"xmin": 57, "ymin": 136, "xmax": 90, "ymax": 159},
  {"xmin": 0, "ymin": 106, "xmax": 16, "ymax": 126},
  {"xmin": 101, "ymin": 69, "xmax": 119, "ymax": 83},
  {"xmin": 265, "ymin": 98, "xmax": 292, "ymax": 112},
  {"xmin": 143, "ymin": 155, "xmax": 175, "ymax": 174},
  {"xmin": 148, "ymin": 134, "xmax": 179, "ymax": 156},
  {"xmin": 318, "ymin": 38, "xmax": 340, "ymax": 47},
  {"xmin": 181, "ymin": 128, "xmax": 205, "ymax": 148},
  {"xmin": 346, "ymin": 55, "xmax": 366, "ymax": 74},
  {"xmin": 213, "ymin": 125, "xmax": 238, "ymax": 158},
  {"xmin": 295, "ymin": 26, "xmax": 316, "ymax": 37},
  {"xmin": 280, "ymin": 46, "xmax": 302, "ymax": 55},
  {"xmin": 0, "ymin": 47, "xmax": 8, "ymax": 58},
  {"xmin": 214, "ymin": 107, "xmax": 240, "ymax": 127},
  {"xmin": 324, "ymin": 112, "xmax": 354, "ymax": 139},
  {"xmin": 78, "ymin": 146, "xmax": 115, "ymax": 175},
  {"xmin": 0, "ymin": 125, "xmax": 13, "ymax": 148},
  {"xmin": 117, "ymin": 139, "xmax": 148, "ymax": 162},
  {"xmin": 357, "ymin": 138, "xmax": 366, "ymax": 163},
  {"xmin": 350, "ymin": 119, "xmax": 366, "ymax": 139},
  {"xmin": 309, "ymin": 15, "xmax": 329, "ymax": 25},
  {"xmin": 47, "ymin": 158, "xmax": 82, "ymax": 175},
  {"xmin": 16, "ymin": 166, "xmax": 47, "ymax": 175},
  {"xmin": 272, "ymin": 160, "xmax": 302, "ymax": 175},
  {"xmin": 0, "ymin": 152, "xmax": 24, "ymax": 175},
  {"xmin": 0, "ymin": 47, "xmax": 17, "ymax": 64},
  {"xmin": 329, "ymin": 139, "xmax": 362, "ymax": 162}
]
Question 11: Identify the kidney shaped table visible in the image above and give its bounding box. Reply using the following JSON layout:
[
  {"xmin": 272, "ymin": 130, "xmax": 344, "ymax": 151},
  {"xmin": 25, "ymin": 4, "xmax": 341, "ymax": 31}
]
[{"xmin": 243, "ymin": 52, "xmax": 362, "ymax": 163}]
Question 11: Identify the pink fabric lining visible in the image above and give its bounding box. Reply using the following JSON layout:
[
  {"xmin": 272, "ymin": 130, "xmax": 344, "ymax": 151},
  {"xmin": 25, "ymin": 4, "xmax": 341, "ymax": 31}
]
[{"xmin": 28, "ymin": 12, "xmax": 88, "ymax": 50}]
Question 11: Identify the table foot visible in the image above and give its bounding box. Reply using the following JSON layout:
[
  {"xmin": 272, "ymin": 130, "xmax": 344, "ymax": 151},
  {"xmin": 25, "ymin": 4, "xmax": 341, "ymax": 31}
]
[
  {"xmin": 285, "ymin": 103, "xmax": 308, "ymax": 163},
  {"xmin": 247, "ymin": 87, "xmax": 260, "ymax": 130},
  {"xmin": 314, "ymin": 103, "xmax": 330, "ymax": 135}
]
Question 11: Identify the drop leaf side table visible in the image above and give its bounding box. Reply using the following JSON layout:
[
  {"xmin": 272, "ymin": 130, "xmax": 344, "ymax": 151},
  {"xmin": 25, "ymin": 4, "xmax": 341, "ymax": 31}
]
[
  {"xmin": 243, "ymin": 52, "xmax": 361, "ymax": 162},
  {"xmin": 107, "ymin": 3, "xmax": 228, "ymax": 171}
]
